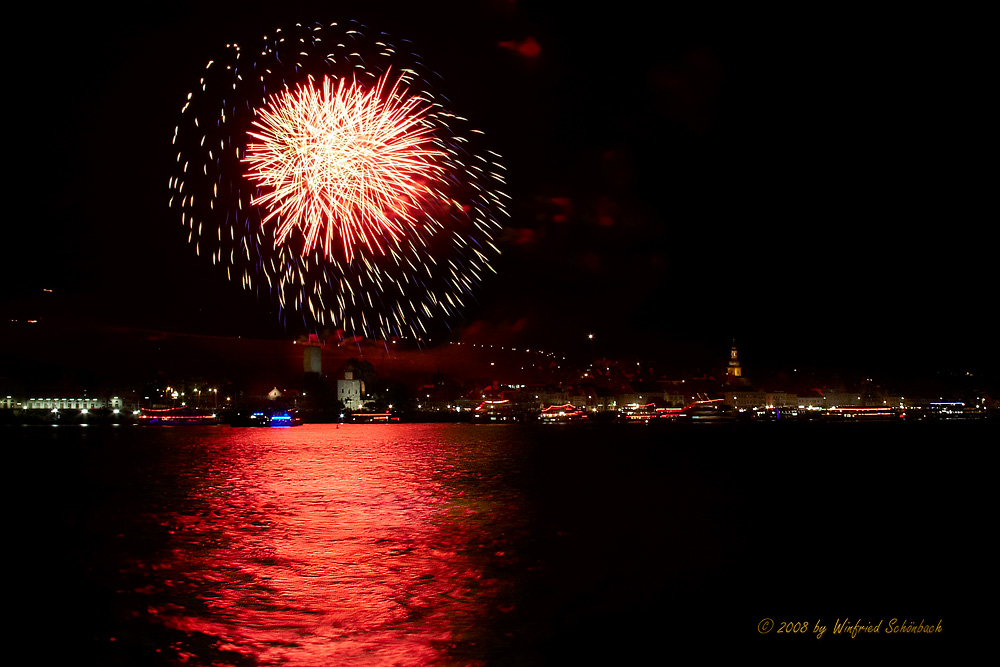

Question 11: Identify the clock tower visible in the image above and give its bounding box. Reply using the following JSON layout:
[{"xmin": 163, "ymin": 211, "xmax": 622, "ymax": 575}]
[{"xmin": 727, "ymin": 342, "xmax": 743, "ymax": 384}]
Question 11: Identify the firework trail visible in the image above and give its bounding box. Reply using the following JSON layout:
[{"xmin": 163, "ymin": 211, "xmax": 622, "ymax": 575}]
[{"xmin": 169, "ymin": 22, "xmax": 507, "ymax": 338}]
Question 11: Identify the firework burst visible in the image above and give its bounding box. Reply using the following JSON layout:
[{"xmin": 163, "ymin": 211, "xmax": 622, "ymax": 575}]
[
  {"xmin": 244, "ymin": 73, "xmax": 445, "ymax": 262},
  {"xmin": 169, "ymin": 22, "xmax": 507, "ymax": 338}
]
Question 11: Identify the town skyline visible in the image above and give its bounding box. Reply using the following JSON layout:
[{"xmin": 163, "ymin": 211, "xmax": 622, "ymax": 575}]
[{"xmin": 4, "ymin": 313, "xmax": 994, "ymax": 422}]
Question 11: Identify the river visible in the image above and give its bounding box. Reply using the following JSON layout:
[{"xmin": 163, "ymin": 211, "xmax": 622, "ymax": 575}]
[{"xmin": 11, "ymin": 420, "xmax": 976, "ymax": 664}]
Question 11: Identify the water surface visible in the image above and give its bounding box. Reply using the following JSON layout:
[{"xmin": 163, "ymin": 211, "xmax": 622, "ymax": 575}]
[{"xmin": 13, "ymin": 420, "xmax": 972, "ymax": 663}]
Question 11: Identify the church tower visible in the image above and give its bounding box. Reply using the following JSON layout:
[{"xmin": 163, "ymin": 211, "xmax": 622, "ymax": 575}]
[{"xmin": 727, "ymin": 341, "xmax": 743, "ymax": 384}]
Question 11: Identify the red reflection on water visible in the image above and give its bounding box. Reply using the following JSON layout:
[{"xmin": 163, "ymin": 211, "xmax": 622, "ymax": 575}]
[{"xmin": 152, "ymin": 424, "xmax": 498, "ymax": 666}]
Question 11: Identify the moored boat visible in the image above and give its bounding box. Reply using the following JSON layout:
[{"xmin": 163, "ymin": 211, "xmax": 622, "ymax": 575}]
[
  {"xmin": 138, "ymin": 407, "xmax": 220, "ymax": 425},
  {"xmin": 678, "ymin": 399, "xmax": 737, "ymax": 422},
  {"xmin": 249, "ymin": 410, "xmax": 303, "ymax": 427}
]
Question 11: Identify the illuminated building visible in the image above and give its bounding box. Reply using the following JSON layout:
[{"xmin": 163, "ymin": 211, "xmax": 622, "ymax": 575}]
[
  {"xmin": 765, "ymin": 391, "xmax": 798, "ymax": 408},
  {"xmin": 796, "ymin": 389, "xmax": 826, "ymax": 409},
  {"xmin": 20, "ymin": 395, "xmax": 123, "ymax": 410},
  {"xmin": 722, "ymin": 388, "xmax": 766, "ymax": 410},
  {"xmin": 338, "ymin": 371, "xmax": 365, "ymax": 410},
  {"xmin": 822, "ymin": 391, "xmax": 863, "ymax": 408}
]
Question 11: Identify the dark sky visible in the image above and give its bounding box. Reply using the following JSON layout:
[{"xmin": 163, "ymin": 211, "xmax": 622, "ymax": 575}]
[{"xmin": 4, "ymin": 2, "xmax": 994, "ymax": 376}]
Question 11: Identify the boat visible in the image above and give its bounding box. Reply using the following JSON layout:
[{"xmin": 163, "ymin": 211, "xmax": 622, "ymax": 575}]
[
  {"xmin": 249, "ymin": 410, "xmax": 303, "ymax": 427},
  {"xmin": 137, "ymin": 407, "xmax": 220, "ymax": 425},
  {"xmin": 677, "ymin": 399, "xmax": 738, "ymax": 422},
  {"xmin": 475, "ymin": 400, "xmax": 518, "ymax": 422},
  {"xmin": 350, "ymin": 412, "xmax": 397, "ymax": 423},
  {"xmin": 821, "ymin": 406, "xmax": 900, "ymax": 421},
  {"xmin": 539, "ymin": 403, "xmax": 588, "ymax": 423}
]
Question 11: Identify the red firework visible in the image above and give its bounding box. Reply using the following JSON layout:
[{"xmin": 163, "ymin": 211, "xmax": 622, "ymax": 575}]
[{"xmin": 243, "ymin": 72, "xmax": 445, "ymax": 261}]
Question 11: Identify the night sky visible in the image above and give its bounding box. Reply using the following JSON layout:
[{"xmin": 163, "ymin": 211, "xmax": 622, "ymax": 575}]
[{"xmin": 4, "ymin": 2, "xmax": 993, "ymax": 377}]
